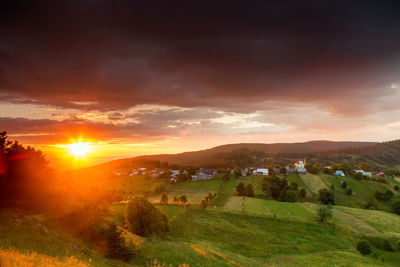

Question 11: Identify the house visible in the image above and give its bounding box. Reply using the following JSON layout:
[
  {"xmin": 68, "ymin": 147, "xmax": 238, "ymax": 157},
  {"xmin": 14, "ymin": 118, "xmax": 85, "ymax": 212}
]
[
  {"xmin": 334, "ymin": 170, "xmax": 345, "ymax": 177},
  {"xmin": 191, "ymin": 168, "xmax": 216, "ymax": 181},
  {"xmin": 354, "ymin": 170, "xmax": 372, "ymax": 178},
  {"xmin": 272, "ymin": 167, "xmax": 281, "ymax": 174},
  {"xmin": 285, "ymin": 167, "xmax": 297, "ymax": 174},
  {"xmin": 241, "ymin": 169, "xmax": 248, "ymax": 176},
  {"xmin": 375, "ymin": 172, "xmax": 385, "ymax": 177},
  {"xmin": 253, "ymin": 168, "xmax": 269, "ymax": 176},
  {"xmin": 294, "ymin": 159, "xmax": 307, "ymax": 174}
]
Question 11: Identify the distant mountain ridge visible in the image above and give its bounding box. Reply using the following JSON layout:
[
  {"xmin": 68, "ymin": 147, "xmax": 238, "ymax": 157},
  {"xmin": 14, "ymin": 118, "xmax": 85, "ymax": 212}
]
[{"xmin": 106, "ymin": 140, "xmax": 378, "ymax": 168}]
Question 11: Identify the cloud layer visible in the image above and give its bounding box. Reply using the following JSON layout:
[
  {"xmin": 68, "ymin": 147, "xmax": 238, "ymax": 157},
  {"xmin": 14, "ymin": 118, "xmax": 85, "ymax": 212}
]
[
  {"xmin": 1, "ymin": 1, "xmax": 400, "ymax": 114},
  {"xmin": 1, "ymin": 1, "xmax": 400, "ymax": 160}
]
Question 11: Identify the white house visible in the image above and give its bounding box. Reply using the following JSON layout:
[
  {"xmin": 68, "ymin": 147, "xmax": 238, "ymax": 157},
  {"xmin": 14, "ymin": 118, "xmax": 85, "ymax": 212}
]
[
  {"xmin": 253, "ymin": 168, "xmax": 269, "ymax": 176},
  {"xmin": 354, "ymin": 170, "xmax": 372, "ymax": 178}
]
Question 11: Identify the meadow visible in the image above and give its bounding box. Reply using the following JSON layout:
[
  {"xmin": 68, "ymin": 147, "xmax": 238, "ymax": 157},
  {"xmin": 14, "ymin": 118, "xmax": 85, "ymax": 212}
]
[{"xmin": 2, "ymin": 172, "xmax": 400, "ymax": 266}]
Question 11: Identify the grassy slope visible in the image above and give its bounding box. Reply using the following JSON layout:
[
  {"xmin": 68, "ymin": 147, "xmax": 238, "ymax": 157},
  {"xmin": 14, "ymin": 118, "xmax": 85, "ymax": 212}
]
[
  {"xmin": 138, "ymin": 207, "xmax": 399, "ymax": 266},
  {"xmin": 0, "ymin": 210, "xmax": 129, "ymax": 267},
  {"xmin": 3, "ymin": 172, "xmax": 400, "ymax": 266},
  {"xmin": 134, "ymin": 174, "xmax": 400, "ymax": 266}
]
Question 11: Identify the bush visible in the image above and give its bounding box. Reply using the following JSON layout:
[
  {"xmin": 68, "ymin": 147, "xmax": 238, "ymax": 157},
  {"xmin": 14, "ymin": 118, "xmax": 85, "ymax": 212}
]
[
  {"xmin": 341, "ymin": 181, "xmax": 347, "ymax": 189},
  {"xmin": 299, "ymin": 188, "xmax": 307, "ymax": 198},
  {"xmin": 392, "ymin": 200, "xmax": 400, "ymax": 215},
  {"xmin": 125, "ymin": 197, "xmax": 169, "ymax": 237},
  {"xmin": 383, "ymin": 240, "xmax": 394, "ymax": 252},
  {"xmin": 180, "ymin": 195, "xmax": 187, "ymax": 204},
  {"xmin": 357, "ymin": 241, "xmax": 372, "ymax": 255},
  {"xmin": 316, "ymin": 205, "xmax": 332, "ymax": 223},
  {"xmin": 200, "ymin": 199, "xmax": 208, "ymax": 209},
  {"xmin": 246, "ymin": 184, "xmax": 255, "ymax": 197},
  {"xmin": 236, "ymin": 183, "xmax": 246, "ymax": 196},
  {"xmin": 98, "ymin": 222, "xmax": 135, "ymax": 261},
  {"xmin": 375, "ymin": 190, "xmax": 394, "ymax": 201},
  {"xmin": 283, "ymin": 190, "xmax": 297, "ymax": 202},
  {"xmin": 395, "ymin": 185, "xmax": 400, "ymax": 191},
  {"xmin": 318, "ymin": 188, "xmax": 335, "ymax": 205},
  {"xmin": 346, "ymin": 188, "xmax": 352, "ymax": 195}
]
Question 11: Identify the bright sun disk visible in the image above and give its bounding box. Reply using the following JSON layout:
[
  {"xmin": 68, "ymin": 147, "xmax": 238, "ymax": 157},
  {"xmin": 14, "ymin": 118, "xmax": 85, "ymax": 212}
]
[{"xmin": 67, "ymin": 141, "xmax": 90, "ymax": 158}]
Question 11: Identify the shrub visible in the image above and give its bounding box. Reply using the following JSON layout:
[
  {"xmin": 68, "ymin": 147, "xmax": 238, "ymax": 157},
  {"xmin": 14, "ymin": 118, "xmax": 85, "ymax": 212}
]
[
  {"xmin": 392, "ymin": 200, "xmax": 400, "ymax": 215},
  {"xmin": 180, "ymin": 195, "xmax": 187, "ymax": 204},
  {"xmin": 357, "ymin": 241, "xmax": 372, "ymax": 255},
  {"xmin": 383, "ymin": 240, "xmax": 394, "ymax": 252},
  {"xmin": 200, "ymin": 199, "xmax": 208, "ymax": 209},
  {"xmin": 236, "ymin": 182, "xmax": 246, "ymax": 196},
  {"xmin": 346, "ymin": 188, "xmax": 352, "ymax": 195},
  {"xmin": 394, "ymin": 185, "xmax": 400, "ymax": 191},
  {"xmin": 125, "ymin": 197, "xmax": 169, "ymax": 237},
  {"xmin": 318, "ymin": 188, "xmax": 335, "ymax": 205},
  {"xmin": 98, "ymin": 222, "xmax": 135, "ymax": 261},
  {"xmin": 375, "ymin": 190, "xmax": 394, "ymax": 201},
  {"xmin": 341, "ymin": 181, "xmax": 347, "ymax": 189},
  {"xmin": 246, "ymin": 184, "xmax": 255, "ymax": 197},
  {"xmin": 299, "ymin": 188, "xmax": 307, "ymax": 198},
  {"xmin": 316, "ymin": 205, "xmax": 332, "ymax": 223},
  {"xmin": 283, "ymin": 190, "xmax": 297, "ymax": 202}
]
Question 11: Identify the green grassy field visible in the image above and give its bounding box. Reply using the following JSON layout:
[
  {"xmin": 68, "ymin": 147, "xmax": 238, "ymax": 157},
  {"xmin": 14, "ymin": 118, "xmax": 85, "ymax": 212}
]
[{"xmin": 3, "ymin": 172, "xmax": 400, "ymax": 266}]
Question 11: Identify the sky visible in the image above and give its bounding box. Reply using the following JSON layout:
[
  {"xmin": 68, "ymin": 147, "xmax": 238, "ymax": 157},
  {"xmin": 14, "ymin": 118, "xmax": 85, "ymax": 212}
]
[{"xmin": 1, "ymin": 0, "xmax": 400, "ymax": 169}]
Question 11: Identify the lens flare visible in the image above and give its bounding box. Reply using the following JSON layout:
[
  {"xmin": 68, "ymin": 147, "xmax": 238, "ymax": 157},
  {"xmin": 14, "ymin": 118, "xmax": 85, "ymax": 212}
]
[{"xmin": 67, "ymin": 141, "xmax": 90, "ymax": 158}]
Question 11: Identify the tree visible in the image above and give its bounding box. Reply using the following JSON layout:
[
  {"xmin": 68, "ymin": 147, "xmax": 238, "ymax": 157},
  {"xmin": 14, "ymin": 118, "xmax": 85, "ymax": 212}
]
[
  {"xmin": 173, "ymin": 196, "xmax": 178, "ymax": 202},
  {"xmin": 100, "ymin": 222, "xmax": 134, "ymax": 261},
  {"xmin": 233, "ymin": 168, "xmax": 242, "ymax": 177},
  {"xmin": 392, "ymin": 200, "xmax": 400, "ymax": 215},
  {"xmin": 359, "ymin": 162, "xmax": 371, "ymax": 172},
  {"xmin": 318, "ymin": 188, "xmax": 335, "ymax": 205},
  {"xmin": 262, "ymin": 176, "xmax": 288, "ymax": 200},
  {"xmin": 341, "ymin": 181, "xmax": 347, "ymax": 189},
  {"xmin": 357, "ymin": 241, "xmax": 372, "ymax": 255},
  {"xmin": 246, "ymin": 184, "xmax": 254, "ymax": 197},
  {"xmin": 383, "ymin": 240, "xmax": 394, "ymax": 252},
  {"xmin": 316, "ymin": 205, "xmax": 333, "ymax": 223},
  {"xmin": 125, "ymin": 197, "xmax": 169, "ymax": 237},
  {"xmin": 200, "ymin": 199, "xmax": 208, "ymax": 209},
  {"xmin": 236, "ymin": 182, "xmax": 246, "ymax": 196},
  {"xmin": 160, "ymin": 192, "xmax": 168, "ymax": 204},
  {"xmin": 180, "ymin": 195, "xmax": 187, "ymax": 204}
]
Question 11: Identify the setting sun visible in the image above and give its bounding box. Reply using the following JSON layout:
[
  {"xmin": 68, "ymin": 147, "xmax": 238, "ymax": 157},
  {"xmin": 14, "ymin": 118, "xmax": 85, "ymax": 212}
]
[{"xmin": 67, "ymin": 141, "xmax": 90, "ymax": 158}]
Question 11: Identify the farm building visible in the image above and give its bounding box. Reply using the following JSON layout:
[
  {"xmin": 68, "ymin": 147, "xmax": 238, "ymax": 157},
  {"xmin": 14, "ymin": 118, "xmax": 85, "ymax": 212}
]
[
  {"xmin": 334, "ymin": 170, "xmax": 345, "ymax": 177},
  {"xmin": 253, "ymin": 168, "xmax": 269, "ymax": 176},
  {"xmin": 354, "ymin": 170, "xmax": 372, "ymax": 177}
]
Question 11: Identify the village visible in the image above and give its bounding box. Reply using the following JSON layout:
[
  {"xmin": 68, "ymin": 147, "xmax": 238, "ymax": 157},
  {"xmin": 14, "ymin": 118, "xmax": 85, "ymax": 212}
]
[{"xmin": 113, "ymin": 159, "xmax": 389, "ymax": 184}]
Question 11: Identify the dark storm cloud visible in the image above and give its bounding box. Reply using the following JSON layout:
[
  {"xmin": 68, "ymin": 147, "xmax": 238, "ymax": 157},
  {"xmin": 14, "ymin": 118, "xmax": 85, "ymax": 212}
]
[{"xmin": 1, "ymin": 0, "xmax": 400, "ymax": 114}]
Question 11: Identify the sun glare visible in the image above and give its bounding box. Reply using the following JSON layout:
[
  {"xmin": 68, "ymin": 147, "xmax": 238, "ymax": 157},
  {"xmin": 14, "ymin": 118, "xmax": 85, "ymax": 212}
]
[{"xmin": 67, "ymin": 141, "xmax": 90, "ymax": 158}]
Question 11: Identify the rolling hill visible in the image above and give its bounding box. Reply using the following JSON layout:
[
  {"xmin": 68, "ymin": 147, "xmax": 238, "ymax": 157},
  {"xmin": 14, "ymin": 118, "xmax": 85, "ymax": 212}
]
[{"xmin": 102, "ymin": 140, "xmax": 379, "ymax": 169}]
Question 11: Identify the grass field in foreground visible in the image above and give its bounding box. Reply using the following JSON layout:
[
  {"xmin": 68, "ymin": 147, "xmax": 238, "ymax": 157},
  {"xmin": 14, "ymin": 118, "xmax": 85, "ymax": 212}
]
[{"xmin": 138, "ymin": 208, "xmax": 399, "ymax": 266}]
